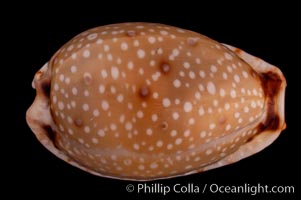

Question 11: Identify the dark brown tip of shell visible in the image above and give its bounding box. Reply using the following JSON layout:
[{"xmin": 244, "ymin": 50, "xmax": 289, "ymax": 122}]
[
  {"xmin": 258, "ymin": 71, "xmax": 283, "ymax": 132},
  {"xmin": 41, "ymin": 81, "xmax": 51, "ymax": 98},
  {"xmin": 43, "ymin": 125, "xmax": 56, "ymax": 142}
]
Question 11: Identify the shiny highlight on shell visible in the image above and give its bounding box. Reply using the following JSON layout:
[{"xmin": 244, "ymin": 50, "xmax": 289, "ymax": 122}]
[{"xmin": 26, "ymin": 22, "xmax": 286, "ymax": 181}]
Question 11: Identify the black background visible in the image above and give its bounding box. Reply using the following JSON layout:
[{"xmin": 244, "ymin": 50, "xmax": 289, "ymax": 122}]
[{"xmin": 7, "ymin": 4, "xmax": 299, "ymax": 200}]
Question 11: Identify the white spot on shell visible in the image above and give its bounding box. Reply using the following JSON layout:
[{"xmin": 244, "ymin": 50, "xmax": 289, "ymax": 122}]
[
  {"xmin": 184, "ymin": 102, "xmax": 192, "ymax": 112},
  {"xmin": 156, "ymin": 140, "xmax": 163, "ymax": 147},
  {"xmin": 121, "ymin": 42, "xmax": 128, "ymax": 51},
  {"xmin": 189, "ymin": 118, "xmax": 195, "ymax": 125},
  {"xmin": 198, "ymin": 106, "xmax": 205, "ymax": 116},
  {"xmin": 133, "ymin": 143, "xmax": 140, "ymax": 150},
  {"xmin": 97, "ymin": 129, "xmax": 105, "ymax": 137},
  {"xmin": 172, "ymin": 112, "xmax": 179, "ymax": 120},
  {"xmin": 209, "ymin": 123, "xmax": 216, "ymax": 130},
  {"xmin": 184, "ymin": 130, "xmax": 190, "ymax": 137},
  {"xmin": 207, "ymin": 82, "xmax": 216, "ymax": 95},
  {"xmin": 111, "ymin": 66, "xmax": 119, "ymax": 80},
  {"xmin": 125, "ymin": 122, "xmax": 132, "ymax": 130},
  {"xmin": 173, "ymin": 79, "xmax": 181, "ymax": 88},
  {"xmin": 87, "ymin": 33, "xmax": 98, "ymax": 40},
  {"xmin": 210, "ymin": 65, "xmax": 217, "ymax": 73},
  {"xmin": 82, "ymin": 104, "xmax": 89, "ymax": 111},
  {"xmin": 225, "ymin": 52, "xmax": 233, "ymax": 60},
  {"xmin": 93, "ymin": 109, "xmax": 100, "ymax": 117},
  {"xmin": 137, "ymin": 49, "xmax": 145, "ymax": 59},
  {"xmin": 72, "ymin": 87, "xmax": 78, "ymax": 95},
  {"xmin": 84, "ymin": 126, "xmax": 90, "ymax": 133},
  {"xmin": 99, "ymin": 84, "xmax": 105, "ymax": 94},
  {"xmin": 199, "ymin": 70, "xmax": 206, "ymax": 78},
  {"xmin": 200, "ymin": 131, "xmax": 206, "ymax": 138},
  {"xmin": 146, "ymin": 128, "xmax": 153, "ymax": 136},
  {"xmin": 187, "ymin": 37, "xmax": 198, "ymax": 45},
  {"xmin": 230, "ymin": 90, "xmax": 237, "ymax": 98},
  {"xmin": 101, "ymin": 100, "xmax": 109, "ymax": 111},
  {"xmin": 234, "ymin": 74, "xmax": 240, "ymax": 83},
  {"xmin": 151, "ymin": 114, "xmax": 158, "ymax": 122},
  {"xmin": 137, "ymin": 110, "xmax": 144, "ymax": 118},
  {"xmin": 206, "ymin": 149, "xmax": 213, "ymax": 155},
  {"xmin": 58, "ymin": 101, "xmax": 64, "ymax": 110},
  {"xmin": 133, "ymin": 40, "xmax": 139, "ymax": 47},
  {"xmin": 175, "ymin": 138, "xmax": 182, "ymax": 145},
  {"xmin": 127, "ymin": 61, "xmax": 134, "ymax": 70},
  {"xmin": 189, "ymin": 71, "xmax": 195, "ymax": 79},
  {"xmin": 71, "ymin": 65, "xmax": 77, "ymax": 73},
  {"xmin": 150, "ymin": 163, "xmax": 158, "ymax": 169},
  {"xmin": 219, "ymin": 89, "xmax": 226, "ymax": 97},
  {"xmin": 162, "ymin": 98, "xmax": 171, "ymax": 107},
  {"xmin": 172, "ymin": 49, "xmax": 179, "ymax": 56},
  {"xmin": 148, "ymin": 36, "xmax": 156, "ymax": 44},
  {"xmin": 222, "ymin": 72, "xmax": 228, "ymax": 80},
  {"xmin": 101, "ymin": 69, "xmax": 108, "ymax": 79},
  {"xmin": 83, "ymin": 50, "xmax": 90, "ymax": 58},
  {"xmin": 71, "ymin": 53, "xmax": 77, "ymax": 59},
  {"xmin": 104, "ymin": 45, "xmax": 110, "ymax": 52},
  {"xmin": 160, "ymin": 30, "xmax": 168, "ymax": 35},
  {"xmin": 183, "ymin": 62, "xmax": 190, "ymax": 69},
  {"xmin": 171, "ymin": 130, "xmax": 177, "ymax": 137},
  {"xmin": 242, "ymin": 71, "xmax": 249, "ymax": 78},
  {"xmin": 96, "ymin": 39, "xmax": 103, "ymax": 44}
]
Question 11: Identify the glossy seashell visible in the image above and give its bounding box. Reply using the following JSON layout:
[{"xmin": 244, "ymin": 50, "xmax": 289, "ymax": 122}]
[{"xmin": 26, "ymin": 23, "xmax": 286, "ymax": 180}]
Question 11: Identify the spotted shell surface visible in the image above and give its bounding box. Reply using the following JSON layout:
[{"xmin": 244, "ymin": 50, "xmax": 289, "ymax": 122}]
[{"xmin": 26, "ymin": 23, "xmax": 286, "ymax": 180}]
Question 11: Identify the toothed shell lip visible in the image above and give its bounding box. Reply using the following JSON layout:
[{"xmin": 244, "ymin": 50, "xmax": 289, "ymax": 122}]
[{"xmin": 26, "ymin": 22, "xmax": 286, "ymax": 181}]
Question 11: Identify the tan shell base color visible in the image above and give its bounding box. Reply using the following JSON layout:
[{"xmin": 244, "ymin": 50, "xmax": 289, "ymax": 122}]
[{"xmin": 26, "ymin": 25, "xmax": 286, "ymax": 181}]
